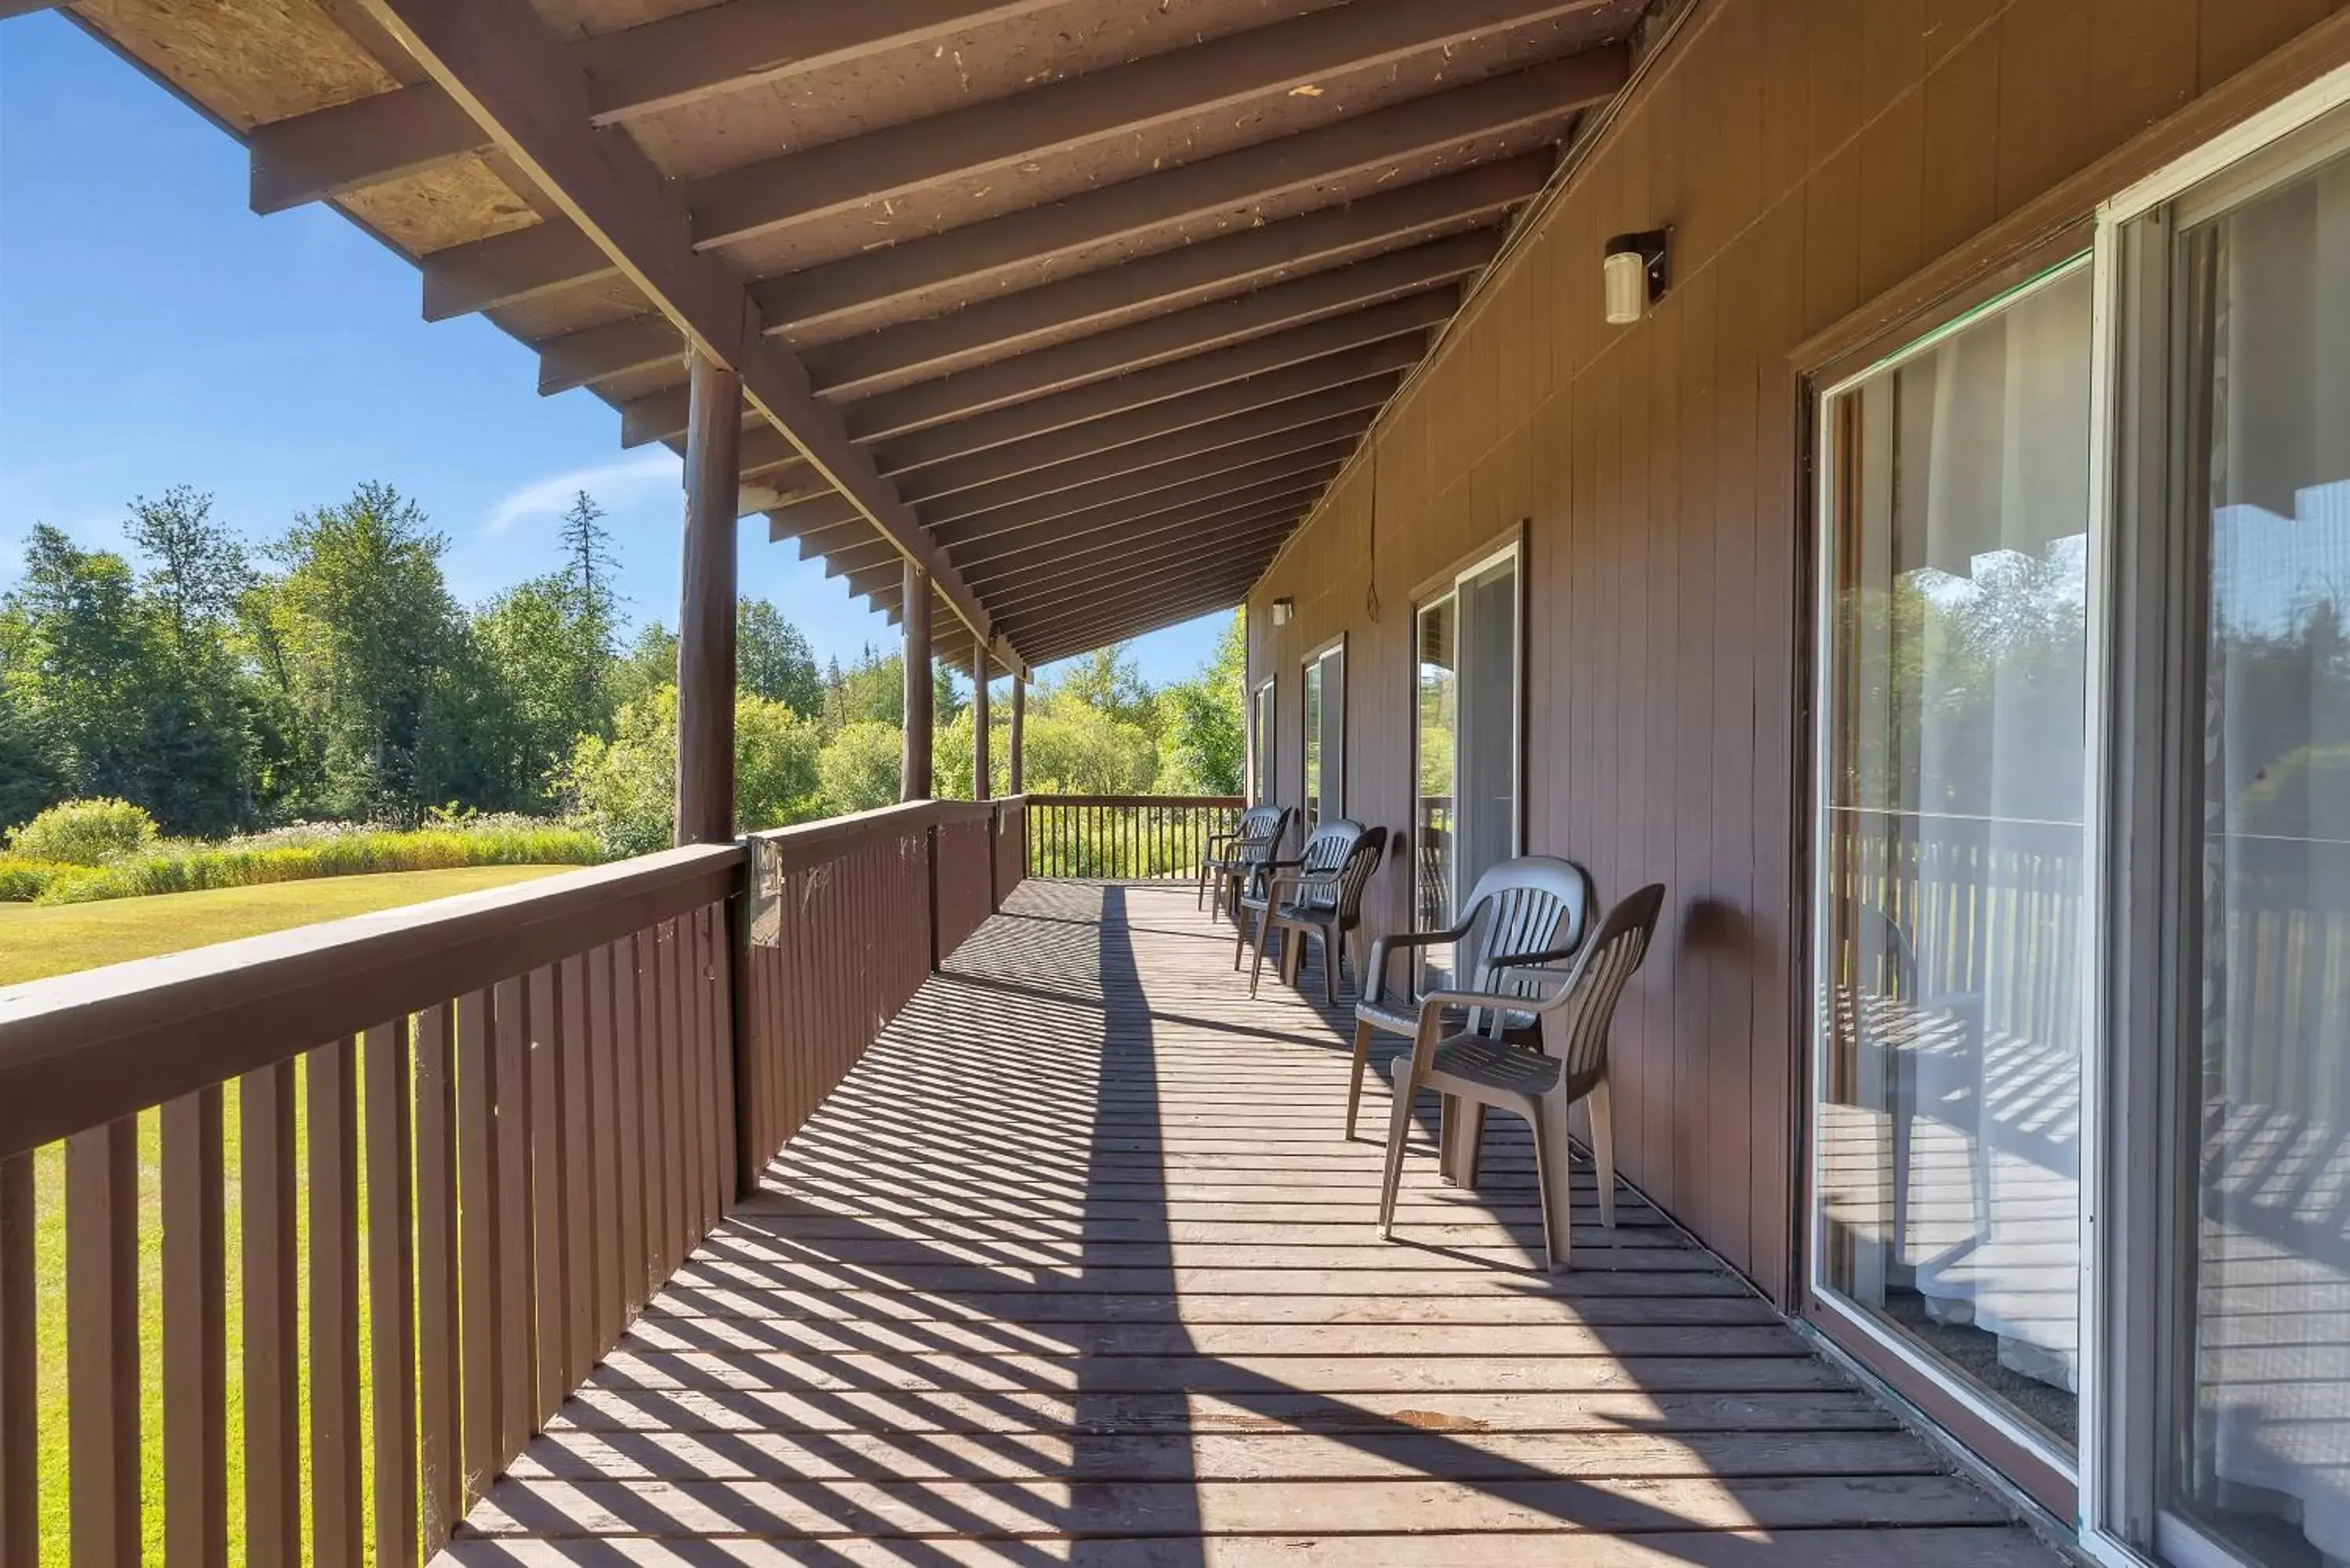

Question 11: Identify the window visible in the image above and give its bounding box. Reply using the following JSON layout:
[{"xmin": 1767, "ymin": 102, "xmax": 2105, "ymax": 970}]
[
  {"xmin": 1810, "ymin": 261, "xmax": 2095, "ymax": 1465},
  {"xmin": 1249, "ymin": 677, "xmax": 1275, "ymax": 807},
  {"xmin": 1302, "ymin": 641, "xmax": 1344, "ymax": 829},
  {"xmin": 2104, "ymin": 96, "xmax": 2350, "ymax": 1568},
  {"xmin": 1415, "ymin": 544, "xmax": 1520, "ymax": 967}
]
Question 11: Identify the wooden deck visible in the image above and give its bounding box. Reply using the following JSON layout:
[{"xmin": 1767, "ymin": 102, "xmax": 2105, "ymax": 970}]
[{"xmin": 440, "ymin": 881, "xmax": 2066, "ymax": 1566}]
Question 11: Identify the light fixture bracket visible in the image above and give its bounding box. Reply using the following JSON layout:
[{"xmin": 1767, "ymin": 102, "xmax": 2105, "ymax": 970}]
[{"xmin": 1602, "ymin": 228, "xmax": 1672, "ymax": 323}]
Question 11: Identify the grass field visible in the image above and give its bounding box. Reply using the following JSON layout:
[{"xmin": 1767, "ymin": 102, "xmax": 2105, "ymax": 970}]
[
  {"xmin": 0, "ymin": 862, "xmax": 571, "ymax": 986},
  {"xmin": 16, "ymin": 865, "xmax": 576, "ymax": 1564}
]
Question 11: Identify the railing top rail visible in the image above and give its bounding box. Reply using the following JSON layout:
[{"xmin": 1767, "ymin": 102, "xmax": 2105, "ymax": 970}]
[
  {"xmin": 1027, "ymin": 793, "xmax": 1245, "ymax": 807},
  {"xmin": 746, "ymin": 797, "xmax": 1002, "ymax": 876},
  {"xmin": 0, "ymin": 842, "xmax": 743, "ymax": 1162}
]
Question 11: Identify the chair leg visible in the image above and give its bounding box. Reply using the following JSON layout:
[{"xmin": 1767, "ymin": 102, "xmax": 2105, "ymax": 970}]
[
  {"xmin": 1531, "ymin": 1097, "xmax": 1575, "ymax": 1274},
  {"xmin": 1376, "ymin": 1063, "xmax": 1417, "ymax": 1240},
  {"xmin": 1461, "ymin": 1102, "xmax": 1488, "ymax": 1189},
  {"xmin": 1346, "ymin": 1021, "xmax": 1373, "ymax": 1141},
  {"xmin": 1282, "ymin": 927, "xmax": 1303, "ymax": 985},
  {"xmin": 1585, "ymin": 1076, "xmax": 1617, "ymax": 1232},
  {"xmin": 1233, "ymin": 903, "xmax": 1250, "ymax": 970},
  {"xmin": 1320, "ymin": 928, "xmax": 1338, "ymax": 1007},
  {"xmin": 1248, "ymin": 911, "xmax": 1274, "ymax": 998}
]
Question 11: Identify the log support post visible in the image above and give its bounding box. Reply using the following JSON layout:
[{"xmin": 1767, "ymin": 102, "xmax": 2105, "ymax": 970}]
[
  {"xmin": 1007, "ymin": 677, "xmax": 1025, "ymax": 795},
  {"xmin": 901, "ymin": 559, "xmax": 933, "ymax": 801},
  {"xmin": 676, "ymin": 350, "xmax": 739, "ymax": 846}
]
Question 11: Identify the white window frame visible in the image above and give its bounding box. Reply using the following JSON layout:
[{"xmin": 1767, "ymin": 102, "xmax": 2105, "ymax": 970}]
[
  {"xmin": 1415, "ymin": 539, "xmax": 1525, "ymax": 926},
  {"xmin": 1802, "ymin": 252, "xmax": 2099, "ymax": 1511},
  {"xmin": 2075, "ymin": 60, "xmax": 2350, "ymax": 1568},
  {"xmin": 1301, "ymin": 635, "xmax": 1345, "ymax": 827},
  {"xmin": 1249, "ymin": 675, "xmax": 1276, "ymax": 807}
]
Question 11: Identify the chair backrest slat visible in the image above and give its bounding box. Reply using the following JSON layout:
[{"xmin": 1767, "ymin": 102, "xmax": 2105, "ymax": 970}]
[
  {"xmin": 1452, "ymin": 858, "xmax": 1596, "ymax": 1026},
  {"xmin": 1543, "ymin": 883, "xmax": 1667, "ymax": 1083}
]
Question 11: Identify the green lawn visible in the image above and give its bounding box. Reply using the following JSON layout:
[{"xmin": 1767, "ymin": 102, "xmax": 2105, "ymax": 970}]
[
  {"xmin": 0, "ymin": 862, "xmax": 571, "ymax": 986},
  {"xmin": 15, "ymin": 865, "xmax": 573, "ymax": 1565}
]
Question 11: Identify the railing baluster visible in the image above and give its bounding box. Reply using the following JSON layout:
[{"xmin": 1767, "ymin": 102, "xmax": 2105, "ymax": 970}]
[
  {"xmin": 632, "ymin": 927, "xmax": 667, "ymax": 1290},
  {"xmin": 527, "ymin": 966, "xmax": 566, "ymax": 1428},
  {"xmin": 558, "ymin": 956, "xmax": 595, "ymax": 1388},
  {"xmin": 492, "ymin": 976, "xmax": 533, "ymax": 1458},
  {"xmin": 66, "ymin": 1115, "xmax": 138, "ymax": 1568},
  {"xmin": 454, "ymin": 988, "xmax": 501, "ymax": 1509},
  {"xmin": 1, "ymin": 1152, "xmax": 33, "ymax": 1568},
  {"xmin": 658, "ymin": 921, "xmax": 688, "ymax": 1272},
  {"xmin": 412, "ymin": 1003, "xmax": 461, "ymax": 1550},
  {"xmin": 363, "ymin": 1022, "xmax": 418, "ymax": 1568},
  {"xmin": 306, "ymin": 1036, "xmax": 363, "ymax": 1568},
  {"xmin": 161, "ymin": 1086, "xmax": 226, "ymax": 1568},
  {"xmin": 584, "ymin": 948, "xmax": 623, "ymax": 1357},
  {"xmin": 240, "ymin": 1061, "xmax": 301, "ymax": 1568},
  {"xmin": 610, "ymin": 940, "xmax": 647, "ymax": 1318},
  {"xmin": 710, "ymin": 907, "xmax": 738, "ymax": 1211}
]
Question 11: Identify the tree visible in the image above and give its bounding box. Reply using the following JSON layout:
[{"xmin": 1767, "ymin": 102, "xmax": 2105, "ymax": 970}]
[
  {"xmin": 262, "ymin": 482, "xmax": 459, "ymax": 820},
  {"xmin": 737, "ymin": 598, "xmax": 822, "ymax": 716},
  {"xmin": 1051, "ymin": 643, "xmax": 1155, "ymax": 732},
  {"xmin": 125, "ymin": 486, "xmax": 248, "ymax": 660},
  {"xmin": 1155, "ymin": 610, "xmax": 1245, "ymax": 794},
  {"xmin": 465, "ymin": 574, "xmax": 613, "ymax": 811},
  {"xmin": 822, "ymin": 645, "xmax": 904, "ymax": 734},
  {"xmin": 609, "ymin": 621, "xmax": 678, "ymax": 714},
  {"xmin": 557, "ymin": 490, "xmax": 616, "ymax": 628},
  {"xmin": 818, "ymin": 721, "xmax": 902, "ymax": 814},
  {"xmin": 559, "ymin": 683, "xmax": 829, "ymax": 855}
]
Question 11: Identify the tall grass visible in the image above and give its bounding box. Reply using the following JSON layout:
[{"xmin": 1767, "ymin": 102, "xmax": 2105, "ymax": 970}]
[{"xmin": 0, "ymin": 821, "xmax": 602, "ymax": 906}]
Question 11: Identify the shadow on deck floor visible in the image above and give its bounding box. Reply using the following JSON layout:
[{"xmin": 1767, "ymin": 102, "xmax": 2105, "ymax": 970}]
[{"xmin": 439, "ymin": 880, "xmax": 2065, "ymax": 1566}]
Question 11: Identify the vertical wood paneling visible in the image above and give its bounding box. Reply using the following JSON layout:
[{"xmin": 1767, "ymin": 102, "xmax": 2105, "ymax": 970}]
[
  {"xmin": 240, "ymin": 1063, "xmax": 300, "ymax": 1568},
  {"xmin": 412, "ymin": 1003, "xmax": 461, "ymax": 1548},
  {"xmin": 558, "ymin": 956, "xmax": 595, "ymax": 1388},
  {"xmin": 454, "ymin": 988, "xmax": 501, "ymax": 1507},
  {"xmin": 160, "ymin": 1087, "xmax": 226, "ymax": 1568},
  {"xmin": 491, "ymin": 976, "xmax": 533, "ymax": 1458},
  {"xmin": 65, "ymin": 1117, "xmax": 138, "ymax": 1568},
  {"xmin": 306, "ymin": 1038, "xmax": 362, "ymax": 1568},
  {"xmin": 364, "ymin": 1021, "xmax": 418, "ymax": 1568},
  {"xmin": 527, "ymin": 966, "xmax": 566, "ymax": 1427},
  {"xmin": 1240, "ymin": 0, "xmax": 2327, "ymax": 1300},
  {"xmin": 0, "ymin": 1154, "xmax": 34, "ymax": 1568}
]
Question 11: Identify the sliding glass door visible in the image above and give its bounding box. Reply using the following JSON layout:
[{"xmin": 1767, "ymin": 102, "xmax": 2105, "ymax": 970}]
[
  {"xmin": 1415, "ymin": 545, "xmax": 1520, "ymax": 970},
  {"xmin": 1302, "ymin": 641, "xmax": 1343, "ymax": 829},
  {"xmin": 2106, "ymin": 100, "xmax": 2350, "ymax": 1568},
  {"xmin": 1249, "ymin": 677, "xmax": 1274, "ymax": 806},
  {"xmin": 1811, "ymin": 261, "xmax": 2095, "ymax": 1472}
]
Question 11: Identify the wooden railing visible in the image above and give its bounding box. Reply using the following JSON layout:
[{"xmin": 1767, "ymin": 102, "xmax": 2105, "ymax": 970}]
[
  {"xmin": 0, "ymin": 796, "xmax": 1029, "ymax": 1568},
  {"xmin": 1022, "ymin": 793, "xmax": 1243, "ymax": 880}
]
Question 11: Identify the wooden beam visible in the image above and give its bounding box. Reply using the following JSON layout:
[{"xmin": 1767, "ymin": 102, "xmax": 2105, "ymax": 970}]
[
  {"xmin": 686, "ymin": 0, "xmax": 1615, "ymax": 251},
  {"xmin": 964, "ymin": 500, "xmax": 1304, "ymax": 594},
  {"xmin": 988, "ymin": 545, "xmax": 1282, "ymax": 626},
  {"xmin": 1024, "ymin": 587, "xmax": 1260, "ymax": 663},
  {"xmin": 767, "ymin": 493, "xmax": 862, "ymax": 538},
  {"xmin": 925, "ymin": 410, "xmax": 1374, "ymax": 541},
  {"xmin": 1005, "ymin": 562, "xmax": 1269, "ymax": 651},
  {"xmin": 867, "ymin": 290, "xmax": 1455, "ymax": 470},
  {"xmin": 357, "ymin": 0, "xmax": 1020, "ymax": 673},
  {"xmin": 893, "ymin": 340, "xmax": 1420, "ymax": 497},
  {"xmin": 936, "ymin": 444, "xmax": 1354, "ymax": 551},
  {"xmin": 537, "ymin": 314, "xmax": 681, "ymax": 396},
  {"xmin": 250, "ymin": 1, "xmax": 1068, "ymax": 211},
  {"xmin": 971, "ymin": 651, "xmax": 990, "ymax": 803},
  {"xmin": 840, "ymin": 233, "xmax": 1494, "ymax": 442},
  {"xmin": 900, "ymin": 561, "xmax": 933, "ymax": 800},
  {"xmin": 752, "ymin": 49, "xmax": 1625, "ymax": 334},
  {"xmin": 980, "ymin": 522, "xmax": 1299, "ymax": 615},
  {"xmin": 919, "ymin": 376, "xmax": 1396, "ymax": 525},
  {"xmin": 675, "ymin": 352, "xmax": 739, "ymax": 845},
  {"xmin": 949, "ymin": 471, "xmax": 1336, "ymax": 569},
  {"xmin": 797, "ymin": 157, "xmax": 1546, "ymax": 395}
]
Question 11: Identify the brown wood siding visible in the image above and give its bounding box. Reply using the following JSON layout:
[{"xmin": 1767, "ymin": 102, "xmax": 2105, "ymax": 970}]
[{"xmin": 1246, "ymin": 0, "xmax": 2350, "ymax": 1304}]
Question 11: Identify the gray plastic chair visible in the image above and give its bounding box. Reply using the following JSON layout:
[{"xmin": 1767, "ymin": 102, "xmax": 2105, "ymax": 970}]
[
  {"xmin": 1199, "ymin": 804, "xmax": 1291, "ymax": 923},
  {"xmin": 1376, "ymin": 883, "xmax": 1666, "ymax": 1273},
  {"xmin": 1346, "ymin": 854, "xmax": 1596, "ymax": 1141},
  {"xmin": 1243, "ymin": 822, "xmax": 1387, "ymax": 1004}
]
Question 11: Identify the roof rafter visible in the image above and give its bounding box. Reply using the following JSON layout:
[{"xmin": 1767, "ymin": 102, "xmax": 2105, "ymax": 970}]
[
  {"xmin": 248, "ymin": 0, "xmax": 1068, "ymax": 212},
  {"xmin": 961, "ymin": 495, "xmax": 1312, "ymax": 591},
  {"xmin": 945, "ymin": 467, "xmax": 1343, "ymax": 567},
  {"xmin": 685, "ymin": 0, "xmax": 1614, "ymax": 251},
  {"xmin": 352, "ymin": 0, "xmax": 1023, "ymax": 678}
]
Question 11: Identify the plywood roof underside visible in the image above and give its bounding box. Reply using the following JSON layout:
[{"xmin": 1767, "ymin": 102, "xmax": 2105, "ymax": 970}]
[{"xmin": 59, "ymin": 0, "xmax": 1648, "ymax": 674}]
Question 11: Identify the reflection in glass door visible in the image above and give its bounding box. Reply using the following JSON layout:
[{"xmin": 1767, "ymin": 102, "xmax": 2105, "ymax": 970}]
[
  {"xmin": 1414, "ymin": 547, "xmax": 1520, "ymax": 979},
  {"xmin": 1303, "ymin": 643, "xmax": 1343, "ymax": 829},
  {"xmin": 1811, "ymin": 261, "xmax": 2095, "ymax": 1461},
  {"xmin": 2132, "ymin": 121, "xmax": 2350, "ymax": 1568},
  {"xmin": 1250, "ymin": 678, "xmax": 1274, "ymax": 805}
]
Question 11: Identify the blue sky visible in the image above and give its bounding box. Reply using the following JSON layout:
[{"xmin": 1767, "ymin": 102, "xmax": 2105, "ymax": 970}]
[{"xmin": 0, "ymin": 12, "xmax": 1228, "ymax": 690}]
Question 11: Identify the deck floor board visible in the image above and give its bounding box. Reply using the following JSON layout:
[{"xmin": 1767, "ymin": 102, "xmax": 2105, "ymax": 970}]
[{"xmin": 439, "ymin": 881, "xmax": 2063, "ymax": 1563}]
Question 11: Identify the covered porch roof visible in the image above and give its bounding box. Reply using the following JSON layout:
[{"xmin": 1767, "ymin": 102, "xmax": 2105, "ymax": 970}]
[{"xmin": 44, "ymin": 0, "xmax": 1648, "ymax": 674}]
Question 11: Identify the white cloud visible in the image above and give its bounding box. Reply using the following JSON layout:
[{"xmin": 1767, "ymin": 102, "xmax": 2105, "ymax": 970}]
[{"xmin": 484, "ymin": 450, "xmax": 680, "ymax": 536}]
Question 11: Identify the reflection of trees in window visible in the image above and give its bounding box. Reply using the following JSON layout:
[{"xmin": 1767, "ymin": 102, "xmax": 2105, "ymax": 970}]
[{"xmin": 2214, "ymin": 594, "xmax": 2350, "ymax": 841}]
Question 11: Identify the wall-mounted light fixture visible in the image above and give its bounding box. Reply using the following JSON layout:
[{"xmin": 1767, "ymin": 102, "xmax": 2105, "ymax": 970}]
[
  {"xmin": 1270, "ymin": 596, "xmax": 1296, "ymax": 626},
  {"xmin": 1603, "ymin": 229, "xmax": 1671, "ymax": 325}
]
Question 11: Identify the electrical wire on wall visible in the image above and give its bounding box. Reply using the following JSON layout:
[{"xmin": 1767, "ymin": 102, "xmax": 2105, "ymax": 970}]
[{"xmin": 1364, "ymin": 440, "xmax": 1383, "ymax": 623}]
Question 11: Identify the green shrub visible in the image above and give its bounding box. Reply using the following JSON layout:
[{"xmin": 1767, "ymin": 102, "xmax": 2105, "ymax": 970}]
[
  {"xmin": 7, "ymin": 798, "xmax": 160, "ymax": 866},
  {"xmin": 27, "ymin": 822, "xmax": 604, "ymax": 905},
  {"xmin": 0, "ymin": 857, "xmax": 70, "ymax": 901}
]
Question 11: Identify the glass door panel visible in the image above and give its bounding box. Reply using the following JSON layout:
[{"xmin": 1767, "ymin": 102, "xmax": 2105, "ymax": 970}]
[
  {"xmin": 1813, "ymin": 262, "xmax": 2094, "ymax": 1457},
  {"xmin": 1250, "ymin": 680, "xmax": 1274, "ymax": 805},
  {"xmin": 1303, "ymin": 656, "xmax": 1325, "ymax": 830},
  {"xmin": 1415, "ymin": 596, "xmax": 1459, "ymax": 947},
  {"xmin": 1458, "ymin": 555, "xmax": 1519, "ymax": 898},
  {"xmin": 2157, "ymin": 137, "xmax": 2350, "ymax": 1568}
]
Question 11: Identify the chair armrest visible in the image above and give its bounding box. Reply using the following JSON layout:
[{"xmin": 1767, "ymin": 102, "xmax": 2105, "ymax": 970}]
[
  {"xmin": 1486, "ymin": 941, "xmax": 1578, "ymax": 970},
  {"xmin": 1362, "ymin": 924, "xmax": 1471, "ymax": 1006},
  {"xmin": 1260, "ymin": 869, "xmax": 1343, "ymax": 905}
]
